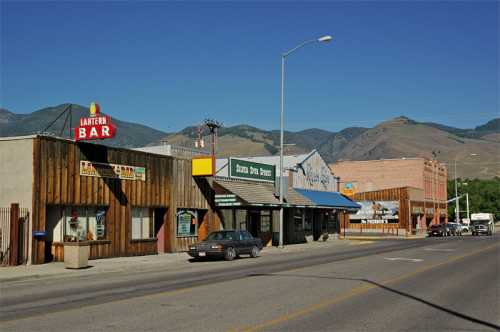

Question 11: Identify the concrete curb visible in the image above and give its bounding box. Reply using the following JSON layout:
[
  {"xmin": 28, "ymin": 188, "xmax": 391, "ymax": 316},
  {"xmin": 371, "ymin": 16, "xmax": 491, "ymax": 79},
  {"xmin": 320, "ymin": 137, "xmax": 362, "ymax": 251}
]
[
  {"xmin": 341, "ymin": 236, "xmax": 426, "ymax": 241},
  {"xmin": 0, "ymin": 240, "xmax": 353, "ymax": 283}
]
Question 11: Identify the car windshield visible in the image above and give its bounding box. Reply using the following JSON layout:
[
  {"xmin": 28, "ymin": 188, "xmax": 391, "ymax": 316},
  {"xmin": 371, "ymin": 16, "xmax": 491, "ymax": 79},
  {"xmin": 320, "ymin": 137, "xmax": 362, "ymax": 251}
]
[
  {"xmin": 472, "ymin": 220, "xmax": 489, "ymax": 226},
  {"xmin": 206, "ymin": 231, "xmax": 237, "ymax": 241}
]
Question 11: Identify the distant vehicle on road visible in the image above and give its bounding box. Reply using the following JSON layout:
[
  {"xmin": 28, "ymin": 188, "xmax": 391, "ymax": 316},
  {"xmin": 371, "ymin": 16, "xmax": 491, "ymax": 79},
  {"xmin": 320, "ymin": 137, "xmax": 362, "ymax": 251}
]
[
  {"xmin": 447, "ymin": 223, "xmax": 463, "ymax": 236},
  {"xmin": 428, "ymin": 224, "xmax": 449, "ymax": 237},
  {"xmin": 471, "ymin": 213, "xmax": 495, "ymax": 236},
  {"xmin": 460, "ymin": 223, "xmax": 470, "ymax": 233},
  {"xmin": 188, "ymin": 230, "xmax": 263, "ymax": 261}
]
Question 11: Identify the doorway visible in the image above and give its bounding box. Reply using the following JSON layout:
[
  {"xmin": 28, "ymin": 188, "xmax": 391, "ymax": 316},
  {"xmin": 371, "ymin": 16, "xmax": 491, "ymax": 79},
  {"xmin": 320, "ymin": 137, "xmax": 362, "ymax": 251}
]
[
  {"xmin": 154, "ymin": 208, "xmax": 167, "ymax": 253},
  {"xmin": 248, "ymin": 210, "xmax": 260, "ymax": 238}
]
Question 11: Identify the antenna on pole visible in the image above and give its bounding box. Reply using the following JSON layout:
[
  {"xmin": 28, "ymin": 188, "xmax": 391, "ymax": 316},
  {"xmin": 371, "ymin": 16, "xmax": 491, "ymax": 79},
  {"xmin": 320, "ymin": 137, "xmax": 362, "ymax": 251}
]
[
  {"xmin": 41, "ymin": 104, "xmax": 73, "ymax": 138},
  {"xmin": 202, "ymin": 118, "xmax": 222, "ymax": 158}
]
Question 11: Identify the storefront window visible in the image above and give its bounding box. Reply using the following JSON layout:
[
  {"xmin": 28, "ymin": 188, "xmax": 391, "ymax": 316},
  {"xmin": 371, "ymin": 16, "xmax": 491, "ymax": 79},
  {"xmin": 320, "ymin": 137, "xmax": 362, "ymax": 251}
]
[
  {"xmin": 132, "ymin": 207, "xmax": 154, "ymax": 240},
  {"xmin": 294, "ymin": 210, "xmax": 303, "ymax": 232},
  {"xmin": 327, "ymin": 211, "xmax": 338, "ymax": 233},
  {"xmin": 176, "ymin": 209, "xmax": 197, "ymax": 237},
  {"xmin": 59, "ymin": 206, "xmax": 107, "ymax": 242},
  {"xmin": 261, "ymin": 210, "xmax": 271, "ymax": 233},
  {"xmin": 304, "ymin": 210, "xmax": 313, "ymax": 236},
  {"xmin": 235, "ymin": 209, "xmax": 247, "ymax": 230}
]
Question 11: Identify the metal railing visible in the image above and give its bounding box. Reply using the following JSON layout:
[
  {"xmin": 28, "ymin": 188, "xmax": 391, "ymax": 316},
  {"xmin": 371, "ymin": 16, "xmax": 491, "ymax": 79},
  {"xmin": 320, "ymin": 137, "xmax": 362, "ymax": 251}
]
[{"xmin": 0, "ymin": 206, "xmax": 30, "ymax": 265}]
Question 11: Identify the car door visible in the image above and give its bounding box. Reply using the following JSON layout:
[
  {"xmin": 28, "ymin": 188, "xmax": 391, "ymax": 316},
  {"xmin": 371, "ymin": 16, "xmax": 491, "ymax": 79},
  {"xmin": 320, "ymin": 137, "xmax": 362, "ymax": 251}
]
[{"xmin": 241, "ymin": 231, "xmax": 254, "ymax": 254}]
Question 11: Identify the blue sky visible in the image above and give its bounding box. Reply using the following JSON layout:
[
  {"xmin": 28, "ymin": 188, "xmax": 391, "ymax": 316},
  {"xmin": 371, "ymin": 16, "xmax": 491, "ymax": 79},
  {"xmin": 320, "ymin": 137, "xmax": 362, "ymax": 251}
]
[{"xmin": 1, "ymin": 1, "xmax": 498, "ymax": 133}]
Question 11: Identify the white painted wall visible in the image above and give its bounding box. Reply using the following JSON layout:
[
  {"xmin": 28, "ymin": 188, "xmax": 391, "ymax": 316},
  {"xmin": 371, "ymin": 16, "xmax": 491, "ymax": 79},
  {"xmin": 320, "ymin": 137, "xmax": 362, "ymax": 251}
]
[
  {"xmin": 292, "ymin": 152, "xmax": 337, "ymax": 192},
  {"xmin": 0, "ymin": 136, "xmax": 34, "ymax": 264},
  {"xmin": 0, "ymin": 137, "xmax": 34, "ymax": 209}
]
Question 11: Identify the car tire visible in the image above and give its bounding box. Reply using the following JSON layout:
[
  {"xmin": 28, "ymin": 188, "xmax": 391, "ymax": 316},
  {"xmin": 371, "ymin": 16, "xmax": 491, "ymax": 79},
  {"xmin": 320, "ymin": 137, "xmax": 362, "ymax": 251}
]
[
  {"xmin": 250, "ymin": 246, "xmax": 260, "ymax": 258},
  {"xmin": 224, "ymin": 247, "xmax": 236, "ymax": 261}
]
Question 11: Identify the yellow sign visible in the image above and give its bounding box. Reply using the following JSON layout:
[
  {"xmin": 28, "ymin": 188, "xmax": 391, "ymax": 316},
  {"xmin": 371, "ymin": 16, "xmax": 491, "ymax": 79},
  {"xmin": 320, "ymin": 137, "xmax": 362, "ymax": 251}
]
[
  {"xmin": 192, "ymin": 157, "xmax": 214, "ymax": 177},
  {"xmin": 341, "ymin": 182, "xmax": 356, "ymax": 196},
  {"xmin": 89, "ymin": 102, "xmax": 100, "ymax": 117}
]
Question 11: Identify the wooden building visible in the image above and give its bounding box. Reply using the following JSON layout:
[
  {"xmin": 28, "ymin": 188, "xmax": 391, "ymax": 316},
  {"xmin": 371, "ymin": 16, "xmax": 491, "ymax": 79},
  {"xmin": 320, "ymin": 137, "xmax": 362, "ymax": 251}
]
[
  {"xmin": 340, "ymin": 187, "xmax": 448, "ymax": 235},
  {"xmin": 0, "ymin": 135, "xmax": 220, "ymax": 264}
]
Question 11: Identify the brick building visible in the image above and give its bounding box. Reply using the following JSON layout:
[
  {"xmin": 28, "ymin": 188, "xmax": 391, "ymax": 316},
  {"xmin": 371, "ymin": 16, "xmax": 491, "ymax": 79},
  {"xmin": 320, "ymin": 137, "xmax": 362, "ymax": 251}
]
[
  {"xmin": 331, "ymin": 158, "xmax": 447, "ymax": 204},
  {"xmin": 331, "ymin": 158, "xmax": 448, "ymax": 232}
]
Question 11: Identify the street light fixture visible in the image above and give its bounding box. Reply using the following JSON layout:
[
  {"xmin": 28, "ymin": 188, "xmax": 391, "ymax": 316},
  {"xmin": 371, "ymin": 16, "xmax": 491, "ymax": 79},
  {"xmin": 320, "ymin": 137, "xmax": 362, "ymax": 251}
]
[{"xmin": 278, "ymin": 35, "xmax": 332, "ymax": 248}]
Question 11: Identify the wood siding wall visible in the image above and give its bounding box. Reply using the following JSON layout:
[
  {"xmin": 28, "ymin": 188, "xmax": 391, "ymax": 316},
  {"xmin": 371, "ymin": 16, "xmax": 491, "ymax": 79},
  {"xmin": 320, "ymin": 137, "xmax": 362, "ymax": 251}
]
[
  {"xmin": 169, "ymin": 159, "xmax": 220, "ymax": 252},
  {"xmin": 343, "ymin": 187, "xmax": 448, "ymax": 232},
  {"xmin": 31, "ymin": 136, "xmax": 219, "ymax": 264},
  {"xmin": 348, "ymin": 187, "xmax": 410, "ymax": 230}
]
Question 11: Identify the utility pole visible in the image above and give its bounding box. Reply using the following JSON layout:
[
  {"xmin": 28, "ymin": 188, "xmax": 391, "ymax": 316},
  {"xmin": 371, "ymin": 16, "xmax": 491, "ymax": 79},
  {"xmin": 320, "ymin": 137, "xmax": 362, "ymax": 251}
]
[{"xmin": 466, "ymin": 192, "xmax": 470, "ymax": 221}]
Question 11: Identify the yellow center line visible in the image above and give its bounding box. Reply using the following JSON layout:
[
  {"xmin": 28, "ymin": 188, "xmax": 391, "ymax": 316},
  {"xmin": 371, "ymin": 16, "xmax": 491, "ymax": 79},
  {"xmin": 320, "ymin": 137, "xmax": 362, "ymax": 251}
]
[{"xmin": 231, "ymin": 242, "xmax": 500, "ymax": 332}]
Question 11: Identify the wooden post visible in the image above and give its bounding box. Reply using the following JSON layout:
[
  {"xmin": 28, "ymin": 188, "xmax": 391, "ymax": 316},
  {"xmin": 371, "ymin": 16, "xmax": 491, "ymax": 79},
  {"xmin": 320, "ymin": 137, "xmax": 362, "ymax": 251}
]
[{"xmin": 9, "ymin": 203, "xmax": 20, "ymax": 266}]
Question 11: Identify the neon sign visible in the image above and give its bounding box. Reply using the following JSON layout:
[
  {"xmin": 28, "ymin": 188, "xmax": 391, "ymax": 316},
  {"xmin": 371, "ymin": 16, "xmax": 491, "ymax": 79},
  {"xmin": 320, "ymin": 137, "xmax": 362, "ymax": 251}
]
[{"xmin": 75, "ymin": 102, "xmax": 117, "ymax": 141}]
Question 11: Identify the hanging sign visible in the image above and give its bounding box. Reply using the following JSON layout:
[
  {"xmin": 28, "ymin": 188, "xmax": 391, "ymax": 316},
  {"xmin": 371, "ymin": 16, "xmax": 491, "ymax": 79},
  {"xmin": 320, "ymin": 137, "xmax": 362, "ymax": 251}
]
[{"xmin": 75, "ymin": 102, "xmax": 117, "ymax": 141}]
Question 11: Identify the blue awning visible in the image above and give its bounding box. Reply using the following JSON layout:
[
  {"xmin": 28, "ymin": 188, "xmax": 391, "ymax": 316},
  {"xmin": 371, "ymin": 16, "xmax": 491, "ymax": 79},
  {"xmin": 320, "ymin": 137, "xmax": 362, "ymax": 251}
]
[{"xmin": 295, "ymin": 189, "xmax": 361, "ymax": 210}]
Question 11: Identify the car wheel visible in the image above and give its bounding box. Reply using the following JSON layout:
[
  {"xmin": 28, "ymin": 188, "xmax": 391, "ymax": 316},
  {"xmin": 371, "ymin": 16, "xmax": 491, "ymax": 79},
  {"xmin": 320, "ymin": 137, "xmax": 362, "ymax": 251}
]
[
  {"xmin": 250, "ymin": 246, "xmax": 260, "ymax": 258},
  {"xmin": 224, "ymin": 247, "xmax": 236, "ymax": 261}
]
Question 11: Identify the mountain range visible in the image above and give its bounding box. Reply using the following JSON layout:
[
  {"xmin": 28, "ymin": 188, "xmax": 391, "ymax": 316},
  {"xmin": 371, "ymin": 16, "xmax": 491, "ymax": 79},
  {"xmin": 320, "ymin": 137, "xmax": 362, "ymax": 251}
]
[{"xmin": 1, "ymin": 104, "xmax": 499, "ymax": 179}]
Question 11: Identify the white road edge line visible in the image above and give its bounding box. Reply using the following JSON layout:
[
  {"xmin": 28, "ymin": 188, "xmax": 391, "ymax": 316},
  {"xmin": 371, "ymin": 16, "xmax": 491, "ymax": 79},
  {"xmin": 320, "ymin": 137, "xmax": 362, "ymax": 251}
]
[
  {"xmin": 384, "ymin": 257, "xmax": 423, "ymax": 262},
  {"xmin": 424, "ymin": 248, "xmax": 456, "ymax": 252}
]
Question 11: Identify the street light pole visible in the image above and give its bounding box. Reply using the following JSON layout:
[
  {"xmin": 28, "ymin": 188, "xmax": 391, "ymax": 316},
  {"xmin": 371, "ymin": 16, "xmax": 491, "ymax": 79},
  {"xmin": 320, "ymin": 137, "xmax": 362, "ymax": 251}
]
[
  {"xmin": 454, "ymin": 153, "xmax": 477, "ymax": 223},
  {"xmin": 279, "ymin": 35, "xmax": 332, "ymax": 248},
  {"xmin": 454, "ymin": 159, "xmax": 459, "ymax": 223}
]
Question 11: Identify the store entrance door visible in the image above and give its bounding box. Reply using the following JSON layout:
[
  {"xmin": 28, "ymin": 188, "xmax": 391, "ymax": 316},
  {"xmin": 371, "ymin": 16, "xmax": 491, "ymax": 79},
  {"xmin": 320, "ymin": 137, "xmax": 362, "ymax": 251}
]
[
  {"xmin": 154, "ymin": 208, "xmax": 167, "ymax": 253},
  {"xmin": 248, "ymin": 210, "xmax": 260, "ymax": 238}
]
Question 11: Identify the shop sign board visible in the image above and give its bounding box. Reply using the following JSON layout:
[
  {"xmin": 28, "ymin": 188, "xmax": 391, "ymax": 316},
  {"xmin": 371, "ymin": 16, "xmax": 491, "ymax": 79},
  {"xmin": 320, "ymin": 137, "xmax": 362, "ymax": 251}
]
[
  {"xmin": 412, "ymin": 206, "xmax": 424, "ymax": 214},
  {"xmin": 341, "ymin": 182, "xmax": 356, "ymax": 196},
  {"xmin": 350, "ymin": 200, "xmax": 399, "ymax": 223},
  {"xmin": 176, "ymin": 210, "xmax": 196, "ymax": 236},
  {"xmin": 229, "ymin": 158, "xmax": 275, "ymax": 183},
  {"xmin": 75, "ymin": 103, "xmax": 117, "ymax": 141},
  {"xmin": 215, "ymin": 194, "xmax": 242, "ymax": 207},
  {"xmin": 80, "ymin": 161, "xmax": 146, "ymax": 181},
  {"xmin": 192, "ymin": 156, "xmax": 214, "ymax": 177}
]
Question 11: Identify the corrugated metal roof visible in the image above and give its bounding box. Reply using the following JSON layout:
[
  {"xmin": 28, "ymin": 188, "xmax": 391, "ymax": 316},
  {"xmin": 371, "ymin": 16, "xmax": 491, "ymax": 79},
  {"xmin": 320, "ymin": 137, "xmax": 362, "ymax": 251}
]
[
  {"xmin": 295, "ymin": 189, "xmax": 361, "ymax": 210},
  {"xmin": 214, "ymin": 178, "xmax": 314, "ymax": 207}
]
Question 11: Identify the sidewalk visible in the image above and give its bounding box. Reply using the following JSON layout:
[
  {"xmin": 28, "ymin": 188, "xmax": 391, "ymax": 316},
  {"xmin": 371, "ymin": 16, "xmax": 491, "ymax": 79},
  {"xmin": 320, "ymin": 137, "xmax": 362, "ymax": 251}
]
[
  {"xmin": 342, "ymin": 233, "xmax": 428, "ymax": 241},
  {"xmin": 0, "ymin": 238, "xmax": 355, "ymax": 283}
]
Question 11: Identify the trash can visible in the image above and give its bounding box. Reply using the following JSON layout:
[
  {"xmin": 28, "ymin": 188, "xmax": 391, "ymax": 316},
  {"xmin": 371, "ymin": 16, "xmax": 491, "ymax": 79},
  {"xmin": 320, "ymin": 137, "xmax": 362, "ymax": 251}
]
[{"xmin": 63, "ymin": 241, "xmax": 90, "ymax": 269}]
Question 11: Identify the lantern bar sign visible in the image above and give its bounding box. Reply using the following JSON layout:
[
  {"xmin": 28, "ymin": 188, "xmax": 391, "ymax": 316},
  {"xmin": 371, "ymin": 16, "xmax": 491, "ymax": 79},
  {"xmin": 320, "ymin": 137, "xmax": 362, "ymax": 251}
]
[{"xmin": 75, "ymin": 102, "xmax": 117, "ymax": 141}]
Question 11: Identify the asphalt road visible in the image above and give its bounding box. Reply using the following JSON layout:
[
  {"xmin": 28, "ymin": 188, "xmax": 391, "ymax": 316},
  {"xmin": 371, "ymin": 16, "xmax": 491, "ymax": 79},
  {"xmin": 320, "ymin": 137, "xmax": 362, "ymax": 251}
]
[{"xmin": 1, "ymin": 235, "xmax": 499, "ymax": 332}]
